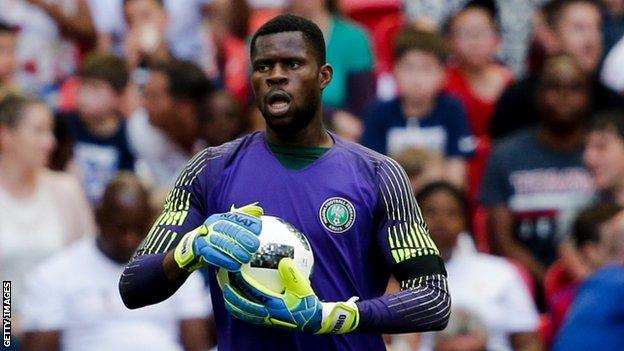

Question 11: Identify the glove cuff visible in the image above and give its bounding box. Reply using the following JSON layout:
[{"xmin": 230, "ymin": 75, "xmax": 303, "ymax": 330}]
[
  {"xmin": 317, "ymin": 296, "xmax": 360, "ymax": 334},
  {"xmin": 174, "ymin": 226, "xmax": 207, "ymax": 272}
]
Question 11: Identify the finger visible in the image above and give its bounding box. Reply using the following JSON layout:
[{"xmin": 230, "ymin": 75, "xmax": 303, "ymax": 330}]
[
  {"xmin": 212, "ymin": 221, "xmax": 260, "ymax": 253},
  {"xmin": 223, "ymin": 283, "xmax": 268, "ymax": 317},
  {"xmin": 231, "ymin": 202, "xmax": 264, "ymax": 218},
  {"xmin": 229, "ymin": 271, "xmax": 281, "ymax": 304},
  {"xmin": 196, "ymin": 239, "xmax": 241, "ymax": 271},
  {"xmin": 208, "ymin": 232, "xmax": 252, "ymax": 264},
  {"xmin": 278, "ymin": 258, "xmax": 314, "ymax": 297}
]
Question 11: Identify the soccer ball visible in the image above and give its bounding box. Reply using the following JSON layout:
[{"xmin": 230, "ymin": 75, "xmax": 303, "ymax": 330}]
[{"xmin": 217, "ymin": 215, "xmax": 314, "ymax": 294}]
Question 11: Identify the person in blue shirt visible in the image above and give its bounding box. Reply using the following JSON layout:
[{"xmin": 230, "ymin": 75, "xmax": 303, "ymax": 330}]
[
  {"xmin": 554, "ymin": 210, "xmax": 624, "ymax": 351},
  {"xmin": 362, "ymin": 27, "xmax": 475, "ymax": 187},
  {"xmin": 62, "ymin": 54, "xmax": 135, "ymax": 204}
]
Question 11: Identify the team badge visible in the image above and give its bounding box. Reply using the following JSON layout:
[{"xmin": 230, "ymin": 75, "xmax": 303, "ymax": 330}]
[{"xmin": 319, "ymin": 197, "xmax": 356, "ymax": 233}]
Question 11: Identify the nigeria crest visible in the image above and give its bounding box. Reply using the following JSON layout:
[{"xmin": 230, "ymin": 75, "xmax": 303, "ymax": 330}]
[{"xmin": 319, "ymin": 197, "xmax": 356, "ymax": 233}]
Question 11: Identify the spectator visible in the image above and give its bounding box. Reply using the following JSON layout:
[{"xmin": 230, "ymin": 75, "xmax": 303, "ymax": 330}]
[
  {"xmin": 404, "ymin": 0, "xmax": 547, "ymax": 76},
  {"xmin": 553, "ymin": 210, "xmax": 624, "ymax": 350},
  {"xmin": 0, "ymin": 93, "xmax": 94, "ymax": 324},
  {"xmin": 444, "ymin": 2, "xmax": 514, "ymax": 199},
  {"xmin": 127, "ymin": 59, "xmax": 212, "ymax": 188},
  {"xmin": 62, "ymin": 54, "xmax": 135, "ymax": 204},
  {"xmin": 416, "ymin": 181, "xmax": 541, "ymax": 351},
  {"xmin": 0, "ymin": 0, "xmax": 96, "ymax": 96},
  {"xmin": 0, "ymin": 21, "xmax": 17, "ymax": 92},
  {"xmin": 20, "ymin": 172, "xmax": 212, "ymax": 351},
  {"xmin": 546, "ymin": 203, "xmax": 622, "ymax": 342},
  {"xmin": 362, "ymin": 28, "xmax": 475, "ymax": 187},
  {"xmin": 584, "ymin": 110, "xmax": 624, "ymax": 205},
  {"xmin": 90, "ymin": 0, "xmax": 216, "ymax": 77},
  {"xmin": 122, "ymin": 0, "xmax": 172, "ymax": 70},
  {"xmin": 288, "ymin": 0, "xmax": 375, "ymax": 115},
  {"xmin": 480, "ymin": 55, "xmax": 595, "ymax": 283},
  {"xmin": 445, "ymin": 3, "xmax": 513, "ymax": 138},
  {"xmin": 491, "ymin": 0, "xmax": 624, "ymax": 139}
]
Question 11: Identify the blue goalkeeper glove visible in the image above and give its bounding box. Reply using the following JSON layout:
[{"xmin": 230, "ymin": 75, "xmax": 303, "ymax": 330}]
[
  {"xmin": 221, "ymin": 258, "xmax": 360, "ymax": 334},
  {"xmin": 174, "ymin": 203, "xmax": 263, "ymax": 272}
]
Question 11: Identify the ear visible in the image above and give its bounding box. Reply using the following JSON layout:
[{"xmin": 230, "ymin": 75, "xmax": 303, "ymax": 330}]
[{"xmin": 319, "ymin": 64, "xmax": 333, "ymax": 90}]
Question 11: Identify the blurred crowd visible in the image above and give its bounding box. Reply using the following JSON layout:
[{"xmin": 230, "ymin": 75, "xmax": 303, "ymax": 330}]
[{"xmin": 1, "ymin": 0, "xmax": 624, "ymax": 350}]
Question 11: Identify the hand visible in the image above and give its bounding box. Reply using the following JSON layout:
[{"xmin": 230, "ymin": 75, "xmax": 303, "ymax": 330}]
[
  {"xmin": 174, "ymin": 203, "xmax": 263, "ymax": 272},
  {"xmin": 221, "ymin": 258, "xmax": 359, "ymax": 334}
]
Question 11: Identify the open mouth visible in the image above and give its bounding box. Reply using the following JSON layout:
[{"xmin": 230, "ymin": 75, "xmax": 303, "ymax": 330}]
[{"xmin": 266, "ymin": 90, "xmax": 291, "ymax": 116}]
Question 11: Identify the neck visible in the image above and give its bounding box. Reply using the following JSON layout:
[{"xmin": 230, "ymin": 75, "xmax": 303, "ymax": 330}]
[
  {"xmin": 459, "ymin": 63, "xmax": 488, "ymax": 78},
  {"xmin": 538, "ymin": 123, "xmax": 584, "ymax": 150},
  {"xmin": 0, "ymin": 156, "xmax": 40, "ymax": 198},
  {"xmin": 84, "ymin": 112, "xmax": 120, "ymax": 137},
  {"xmin": 401, "ymin": 97, "xmax": 435, "ymax": 119},
  {"xmin": 266, "ymin": 119, "xmax": 332, "ymax": 147}
]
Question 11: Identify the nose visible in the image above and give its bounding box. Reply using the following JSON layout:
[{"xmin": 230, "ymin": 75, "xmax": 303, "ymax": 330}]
[{"xmin": 266, "ymin": 65, "xmax": 288, "ymax": 86}]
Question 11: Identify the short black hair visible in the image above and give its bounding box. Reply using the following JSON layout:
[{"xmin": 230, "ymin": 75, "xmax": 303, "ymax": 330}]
[
  {"xmin": 150, "ymin": 60, "xmax": 213, "ymax": 104},
  {"xmin": 572, "ymin": 203, "xmax": 622, "ymax": 248},
  {"xmin": 543, "ymin": 0, "xmax": 598, "ymax": 27},
  {"xmin": 589, "ymin": 110, "xmax": 624, "ymax": 140},
  {"xmin": 393, "ymin": 27, "xmax": 448, "ymax": 64},
  {"xmin": 250, "ymin": 14, "xmax": 326, "ymax": 66},
  {"xmin": 79, "ymin": 53, "xmax": 129, "ymax": 93},
  {"xmin": 415, "ymin": 181, "xmax": 470, "ymax": 221}
]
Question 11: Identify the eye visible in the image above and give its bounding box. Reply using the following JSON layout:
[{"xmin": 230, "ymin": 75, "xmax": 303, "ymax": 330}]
[
  {"xmin": 254, "ymin": 64, "xmax": 270, "ymax": 73},
  {"xmin": 287, "ymin": 60, "xmax": 301, "ymax": 69}
]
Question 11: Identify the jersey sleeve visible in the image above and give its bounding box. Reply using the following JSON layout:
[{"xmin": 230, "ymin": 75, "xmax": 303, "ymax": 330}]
[
  {"xmin": 354, "ymin": 157, "xmax": 450, "ymax": 333},
  {"xmin": 119, "ymin": 148, "xmax": 214, "ymax": 309},
  {"xmin": 375, "ymin": 157, "xmax": 445, "ymax": 277}
]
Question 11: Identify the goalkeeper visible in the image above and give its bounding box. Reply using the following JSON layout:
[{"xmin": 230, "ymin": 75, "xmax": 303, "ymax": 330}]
[{"xmin": 119, "ymin": 14, "xmax": 450, "ymax": 350}]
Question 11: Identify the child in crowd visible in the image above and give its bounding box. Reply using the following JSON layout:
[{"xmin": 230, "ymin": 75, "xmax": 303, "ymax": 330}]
[
  {"xmin": 63, "ymin": 54, "xmax": 135, "ymax": 204},
  {"xmin": 444, "ymin": 2, "xmax": 514, "ymax": 198},
  {"xmin": 362, "ymin": 27, "xmax": 475, "ymax": 187}
]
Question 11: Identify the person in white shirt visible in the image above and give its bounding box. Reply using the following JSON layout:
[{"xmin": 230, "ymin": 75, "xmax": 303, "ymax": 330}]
[
  {"xmin": 20, "ymin": 172, "xmax": 213, "ymax": 351},
  {"xmin": 415, "ymin": 181, "xmax": 542, "ymax": 351},
  {"xmin": 0, "ymin": 93, "xmax": 95, "ymax": 330}
]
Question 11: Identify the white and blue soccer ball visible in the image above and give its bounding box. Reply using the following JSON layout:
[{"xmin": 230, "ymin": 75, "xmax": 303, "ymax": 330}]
[{"xmin": 217, "ymin": 215, "xmax": 314, "ymax": 294}]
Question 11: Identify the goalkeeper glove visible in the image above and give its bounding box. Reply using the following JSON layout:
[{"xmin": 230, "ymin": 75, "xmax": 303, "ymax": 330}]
[
  {"xmin": 174, "ymin": 203, "xmax": 263, "ymax": 272},
  {"xmin": 221, "ymin": 257, "xmax": 360, "ymax": 334}
]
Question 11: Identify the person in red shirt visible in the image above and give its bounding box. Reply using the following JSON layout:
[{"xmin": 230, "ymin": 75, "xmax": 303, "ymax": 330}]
[{"xmin": 443, "ymin": 2, "xmax": 513, "ymax": 201}]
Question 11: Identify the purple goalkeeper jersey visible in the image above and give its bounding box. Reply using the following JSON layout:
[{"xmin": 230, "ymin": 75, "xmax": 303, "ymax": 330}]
[{"xmin": 126, "ymin": 132, "xmax": 447, "ymax": 350}]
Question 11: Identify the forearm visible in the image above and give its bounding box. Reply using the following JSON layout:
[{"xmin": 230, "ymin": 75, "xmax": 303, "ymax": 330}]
[
  {"xmin": 118, "ymin": 251, "xmax": 190, "ymax": 309},
  {"xmin": 37, "ymin": 0, "xmax": 96, "ymax": 44},
  {"xmin": 355, "ymin": 274, "xmax": 450, "ymax": 334}
]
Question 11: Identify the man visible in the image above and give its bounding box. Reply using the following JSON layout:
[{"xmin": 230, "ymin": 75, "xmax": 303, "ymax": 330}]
[
  {"xmin": 490, "ymin": 0, "xmax": 624, "ymax": 139},
  {"xmin": 480, "ymin": 55, "xmax": 595, "ymax": 284},
  {"xmin": 21, "ymin": 173, "xmax": 212, "ymax": 351},
  {"xmin": 553, "ymin": 209, "xmax": 624, "ymax": 350},
  {"xmin": 119, "ymin": 14, "xmax": 450, "ymax": 350},
  {"xmin": 583, "ymin": 110, "xmax": 624, "ymax": 205},
  {"xmin": 127, "ymin": 59, "xmax": 213, "ymax": 188}
]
